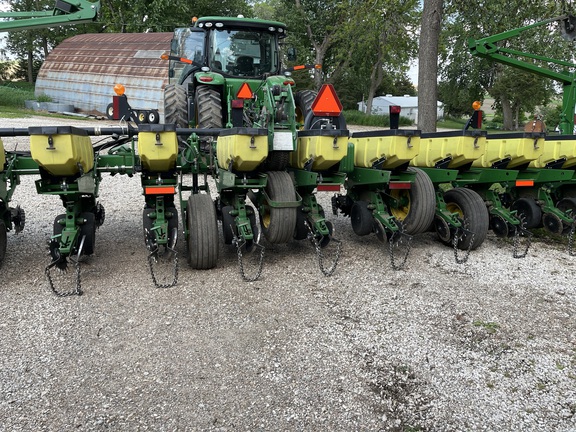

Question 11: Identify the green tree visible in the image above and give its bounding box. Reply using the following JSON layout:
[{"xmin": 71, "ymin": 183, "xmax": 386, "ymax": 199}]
[{"xmin": 441, "ymin": 0, "xmax": 572, "ymax": 130}]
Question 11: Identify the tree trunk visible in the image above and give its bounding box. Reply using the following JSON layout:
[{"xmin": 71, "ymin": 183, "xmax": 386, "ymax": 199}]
[
  {"xmin": 501, "ymin": 98, "xmax": 514, "ymax": 130},
  {"xmin": 365, "ymin": 35, "xmax": 386, "ymax": 116},
  {"xmin": 417, "ymin": 0, "xmax": 443, "ymax": 132},
  {"xmin": 27, "ymin": 49, "xmax": 34, "ymax": 83}
]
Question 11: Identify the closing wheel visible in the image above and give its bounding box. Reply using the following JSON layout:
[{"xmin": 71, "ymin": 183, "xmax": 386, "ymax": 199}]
[
  {"xmin": 434, "ymin": 215, "xmax": 451, "ymax": 243},
  {"xmin": 0, "ymin": 220, "xmax": 6, "ymax": 265},
  {"xmin": 389, "ymin": 167, "xmax": 436, "ymax": 235},
  {"xmin": 490, "ymin": 215, "xmax": 509, "ymax": 238},
  {"xmin": 260, "ymin": 171, "xmax": 297, "ymax": 244},
  {"xmin": 542, "ymin": 212, "xmax": 563, "ymax": 235},
  {"xmin": 187, "ymin": 194, "xmax": 219, "ymax": 269},
  {"xmin": 443, "ymin": 188, "xmax": 489, "ymax": 250},
  {"xmin": 511, "ymin": 197, "xmax": 542, "ymax": 229},
  {"xmin": 164, "ymin": 84, "xmax": 189, "ymax": 128},
  {"xmin": 351, "ymin": 200, "xmax": 373, "ymax": 236},
  {"xmin": 106, "ymin": 103, "xmax": 114, "ymax": 120},
  {"xmin": 556, "ymin": 197, "xmax": 576, "ymax": 234}
]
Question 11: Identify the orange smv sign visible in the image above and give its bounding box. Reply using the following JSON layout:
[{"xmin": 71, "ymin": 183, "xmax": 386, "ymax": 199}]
[{"xmin": 311, "ymin": 84, "xmax": 343, "ymax": 116}]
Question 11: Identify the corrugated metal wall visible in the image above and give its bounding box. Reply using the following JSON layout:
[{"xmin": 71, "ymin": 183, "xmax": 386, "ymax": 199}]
[{"xmin": 36, "ymin": 32, "xmax": 173, "ymax": 119}]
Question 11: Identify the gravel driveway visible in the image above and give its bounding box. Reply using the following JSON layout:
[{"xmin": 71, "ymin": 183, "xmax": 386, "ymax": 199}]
[{"xmin": 1, "ymin": 115, "xmax": 575, "ymax": 431}]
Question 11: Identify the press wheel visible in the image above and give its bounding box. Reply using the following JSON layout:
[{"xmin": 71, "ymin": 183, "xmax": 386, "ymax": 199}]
[
  {"xmin": 443, "ymin": 188, "xmax": 489, "ymax": 250},
  {"xmin": 187, "ymin": 194, "xmax": 219, "ymax": 269},
  {"xmin": 260, "ymin": 171, "xmax": 297, "ymax": 244}
]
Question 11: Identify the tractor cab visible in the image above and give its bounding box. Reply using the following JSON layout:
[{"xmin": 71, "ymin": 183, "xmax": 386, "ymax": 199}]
[{"xmin": 168, "ymin": 16, "xmax": 287, "ymax": 85}]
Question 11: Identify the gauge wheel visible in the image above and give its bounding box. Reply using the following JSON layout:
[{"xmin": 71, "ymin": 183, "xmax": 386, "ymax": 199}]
[
  {"xmin": 511, "ymin": 197, "xmax": 542, "ymax": 229},
  {"xmin": 164, "ymin": 84, "xmax": 189, "ymax": 128},
  {"xmin": 556, "ymin": 197, "xmax": 576, "ymax": 234},
  {"xmin": 79, "ymin": 212, "xmax": 96, "ymax": 256},
  {"xmin": 186, "ymin": 194, "xmax": 219, "ymax": 269},
  {"xmin": 260, "ymin": 171, "xmax": 297, "ymax": 244},
  {"xmin": 221, "ymin": 205, "xmax": 237, "ymax": 245},
  {"xmin": 0, "ymin": 220, "xmax": 6, "ymax": 266},
  {"xmin": 350, "ymin": 200, "xmax": 373, "ymax": 236},
  {"xmin": 443, "ymin": 188, "xmax": 489, "ymax": 250},
  {"xmin": 388, "ymin": 167, "xmax": 436, "ymax": 235}
]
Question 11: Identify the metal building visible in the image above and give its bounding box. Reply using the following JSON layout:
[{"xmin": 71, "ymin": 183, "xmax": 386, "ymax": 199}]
[{"xmin": 35, "ymin": 32, "xmax": 172, "ymax": 118}]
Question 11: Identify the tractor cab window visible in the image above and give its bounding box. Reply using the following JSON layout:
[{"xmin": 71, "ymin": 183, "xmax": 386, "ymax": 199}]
[
  {"xmin": 169, "ymin": 28, "xmax": 205, "ymax": 84},
  {"xmin": 210, "ymin": 29, "xmax": 278, "ymax": 77}
]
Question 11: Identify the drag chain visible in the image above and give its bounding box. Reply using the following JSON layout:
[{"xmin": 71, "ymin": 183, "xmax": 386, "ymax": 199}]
[
  {"xmin": 233, "ymin": 232, "xmax": 265, "ymax": 282},
  {"xmin": 45, "ymin": 236, "xmax": 84, "ymax": 297},
  {"xmin": 387, "ymin": 224, "xmax": 412, "ymax": 271},
  {"xmin": 512, "ymin": 217, "xmax": 532, "ymax": 259},
  {"xmin": 453, "ymin": 225, "xmax": 475, "ymax": 264},
  {"xmin": 567, "ymin": 223, "xmax": 576, "ymax": 256},
  {"xmin": 306, "ymin": 221, "xmax": 341, "ymax": 277},
  {"xmin": 147, "ymin": 247, "xmax": 179, "ymax": 288}
]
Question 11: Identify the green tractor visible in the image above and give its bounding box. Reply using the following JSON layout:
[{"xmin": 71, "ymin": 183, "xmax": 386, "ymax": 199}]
[{"xmin": 162, "ymin": 16, "xmax": 345, "ymax": 279}]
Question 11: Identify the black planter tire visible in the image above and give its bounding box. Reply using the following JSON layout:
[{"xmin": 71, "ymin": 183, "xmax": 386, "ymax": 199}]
[
  {"xmin": 260, "ymin": 171, "xmax": 297, "ymax": 244},
  {"xmin": 443, "ymin": 188, "xmax": 489, "ymax": 251},
  {"xmin": 511, "ymin": 197, "xmax": 542, "ymax": 229},
  {"xmin": 389, "ymin": 167, "xmax": 436, "ymax": 235},
  {"xmin": 187, "ymin": 194, "xmax": 219, "ymax": 269}
]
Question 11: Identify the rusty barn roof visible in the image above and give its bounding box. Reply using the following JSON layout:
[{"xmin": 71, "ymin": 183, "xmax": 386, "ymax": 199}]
[{"xmin": 36, "ymin": 32, "xmax": 173, "ymax": 117}]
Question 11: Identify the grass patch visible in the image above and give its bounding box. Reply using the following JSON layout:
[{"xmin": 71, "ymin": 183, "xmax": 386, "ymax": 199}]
[
  {"xmin": 0, "ymin": 84, "xmax": 35, "ymax": 109},
  {"xmin": 472, "ymin": 320, "xmax": 500, "ymax": 334},
  {"xmin": 343, "ymin": 110, "xmax": 413, "ymax": 127}
]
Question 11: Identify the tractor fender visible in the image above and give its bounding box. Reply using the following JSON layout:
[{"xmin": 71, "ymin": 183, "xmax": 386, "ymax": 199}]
[{"xmin": 194, "ymin": 71, "xmax": 226, "ymax": 86}]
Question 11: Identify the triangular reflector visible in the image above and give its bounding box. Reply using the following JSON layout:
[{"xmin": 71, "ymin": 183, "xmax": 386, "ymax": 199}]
[
  {"xmin": 311, "ymin": 84, "xmax": 343, "ymax": 116},
  {"xmin": 237, "ymin": 82, "xmax": 253, "ymax": 99}
]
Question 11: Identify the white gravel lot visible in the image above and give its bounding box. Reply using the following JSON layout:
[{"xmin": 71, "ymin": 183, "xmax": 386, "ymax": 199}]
[{"xmin": 0, "ymin": 115, "xmax": 575, "ymax": 431}]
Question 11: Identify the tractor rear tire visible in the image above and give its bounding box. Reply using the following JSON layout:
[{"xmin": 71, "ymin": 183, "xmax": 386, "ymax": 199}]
[
  {"xmin": 294, "ymin": 90, "xmax": 317, "ymax": 126},
  {"xmin": 261, "ymin": 171, "xmax": 297, "ymax": 244},
  {"xmin": 196, "ymin": 86, "xmax": 223, "ymax": 128},
  {"xmin": 511, "ymin": 197, "xmax": 542, "ymax": 229},
  {"xmin": 260, "ymin": 151, "xmax": 290, "ymax": 171},
  {"xmin": 389, "ymin": 167, "xmax": 436, "ymax": 235},
  {"xmin": 164, "ymin": 84, "xmax": 189, "ymax": 128},
  {"xmin": 187, "ymin": 194, "xmax": 219, "ymax": 269},
  {"xmin": 0, "ymin": 220, "xmax": 6, "ymax": 266},
  {"xmin": 443, "ymin": 187, "xmax": 489, "ymax": 251}
]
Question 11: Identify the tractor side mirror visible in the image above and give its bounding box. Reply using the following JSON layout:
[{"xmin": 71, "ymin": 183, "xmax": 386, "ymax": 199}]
[
  {"xmin": 169, "ymin": 68, "xmax": 174, "ymax": 78},
  {"xmin": 287, "ymin": 47, "xmax": 297, "ymax": 62}
]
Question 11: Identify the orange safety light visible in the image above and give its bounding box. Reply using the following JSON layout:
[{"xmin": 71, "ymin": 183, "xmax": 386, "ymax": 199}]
[
  {"xmin": 192, "ymin": 16, "xmax": 198, "ymax": 23},
  {"xmin": 114, "ymin": 83, "xmax": 125, "ymax": 96},
  {"xmin": 472, "ymin": 100, "xmax": 482, "ymax": 110},
  {"xmin": 311, "ymin": 84, "xmax": 343, "ymax": 116},
  {"xmin": 236, "ymin": 82, "xmax": 253, "ymax": 99}
]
